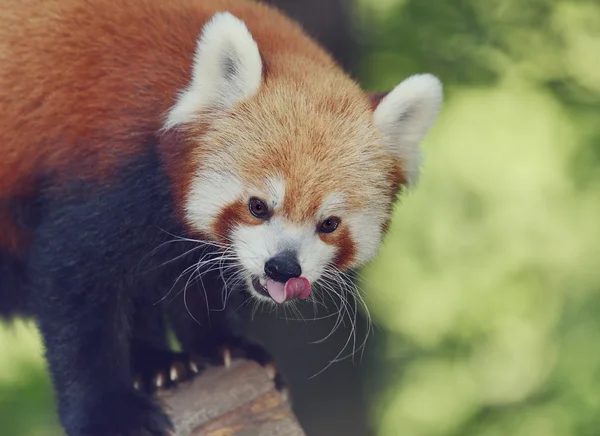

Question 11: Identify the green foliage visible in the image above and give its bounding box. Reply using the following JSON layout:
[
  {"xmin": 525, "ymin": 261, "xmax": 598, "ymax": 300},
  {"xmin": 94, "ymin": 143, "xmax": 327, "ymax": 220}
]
[
  {"xmin": 0, "ymin": 322, "xmax": 60, "ymax": 435},
  {"xmin": 353, "ymin": 0, "xmax": 600, "ymax": 435}
]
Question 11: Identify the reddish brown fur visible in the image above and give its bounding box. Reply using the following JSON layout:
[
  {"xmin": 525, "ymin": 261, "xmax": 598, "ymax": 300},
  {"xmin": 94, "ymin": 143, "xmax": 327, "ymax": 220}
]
[
  {"xmin": 0, "ymin": 0, "xmax": 344, "ymax": 251},
  {"xmin": 0, "ymin": 0, "xmax": 408, "ymax": 264},
  {"xmin": 0, "ymin": 211, "xmax": 29, "ymax": 254},
  {"xmin": 321, "ymin": 226, "xmax": 356, "ymax": 269}
]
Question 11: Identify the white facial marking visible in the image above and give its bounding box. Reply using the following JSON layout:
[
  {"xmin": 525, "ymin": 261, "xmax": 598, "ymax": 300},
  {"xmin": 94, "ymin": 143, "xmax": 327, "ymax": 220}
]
[
  {"xmin": 185, "ymin": 170, "xmax": 243, "ymax": 232},
  {"xmin": 164, "ymin": 12, "xmax": 263, "ymax": 129},
  {"xmin": 232, "ymin": 217, "xmax": 335, "ymax": 284},
  {"xmin": 317, "ymin": 192, "xmax": 383, "ymax": 267},
  {"xmin": 230, "ymin": 186, "xmax": 385, "ymax": 296},
  {"xmin": 226, "ymin": 176, "xmax": 336, "ymax": 296},
  {"xmin": 373, "ymin": 73, "xmax": 443, "ymax": 185},
  {"xmin": 263, "ymin": 175, "xmax": 286, "ymax": 210},
  {"xmin": 345, "ymin": 212, "xmax": 384, "ymax": 266},
  {"xmin": 318, "ymin": 192, "xmax": 346, "ymax": 219}
]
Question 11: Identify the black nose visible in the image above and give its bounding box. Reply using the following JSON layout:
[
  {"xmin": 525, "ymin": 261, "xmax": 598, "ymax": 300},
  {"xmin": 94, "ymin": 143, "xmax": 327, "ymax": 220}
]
[{"xmin": 264, "ymin": 251, "xmax": 302, "ymax": 283}]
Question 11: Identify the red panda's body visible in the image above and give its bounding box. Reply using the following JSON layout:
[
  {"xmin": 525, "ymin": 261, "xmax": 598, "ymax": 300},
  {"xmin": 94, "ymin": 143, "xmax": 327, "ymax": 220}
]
[{"xmin": 0, "ymin": 0, "xmax": 443, "ymax": 434}]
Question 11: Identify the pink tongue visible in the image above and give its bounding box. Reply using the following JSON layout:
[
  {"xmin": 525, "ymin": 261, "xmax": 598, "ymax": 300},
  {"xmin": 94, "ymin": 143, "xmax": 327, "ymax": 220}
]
[
  {"xmin": 265, "ymin": 280, "xmax": 286, "ymax": 304},
  {"xmin": 285, "ymin": 277, "xmax": 311, "ymax": 300},
  {"xmin": 265, "ymin": 277, "xmax": 311, "ymax": 304}
]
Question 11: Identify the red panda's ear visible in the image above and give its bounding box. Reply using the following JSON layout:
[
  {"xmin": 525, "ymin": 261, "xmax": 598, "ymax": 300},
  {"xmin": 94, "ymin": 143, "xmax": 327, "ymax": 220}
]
[
  {"xmin": 372, "ymin": 74, "xmax": 443, "ymax": 186},
  {"xmin": 164, "ymin": 12, "xmax": 263, "ymax": 130}
]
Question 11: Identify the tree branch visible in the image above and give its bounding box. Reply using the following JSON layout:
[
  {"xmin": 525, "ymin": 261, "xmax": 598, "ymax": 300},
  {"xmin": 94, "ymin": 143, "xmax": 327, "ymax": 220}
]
[{"xmin": 158, "ymin": 360, "xmax": 305, "ymax": 436}]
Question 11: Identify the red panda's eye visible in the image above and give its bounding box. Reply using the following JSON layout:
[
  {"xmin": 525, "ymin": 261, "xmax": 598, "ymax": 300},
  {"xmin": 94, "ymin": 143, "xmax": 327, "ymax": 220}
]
[
  {"xmin": 249, "ymin": 197, "xmax": 269, "ymax": 219},
  {"xmin": 318, "ymin": 217, "xmax": 341, "ymax": 234}
]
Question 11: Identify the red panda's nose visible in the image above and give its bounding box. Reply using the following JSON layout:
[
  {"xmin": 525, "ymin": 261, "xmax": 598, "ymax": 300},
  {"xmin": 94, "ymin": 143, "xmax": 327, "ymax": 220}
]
[{"xmin": 264, "ymin": 251, "xmax": 302, "ymax": 283}]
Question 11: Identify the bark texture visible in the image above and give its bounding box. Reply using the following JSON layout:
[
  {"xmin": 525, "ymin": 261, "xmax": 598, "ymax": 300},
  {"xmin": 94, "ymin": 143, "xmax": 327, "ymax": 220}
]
[{"xmin": 159, "ymin": 360, "xmax": 305, "ymax": 436}]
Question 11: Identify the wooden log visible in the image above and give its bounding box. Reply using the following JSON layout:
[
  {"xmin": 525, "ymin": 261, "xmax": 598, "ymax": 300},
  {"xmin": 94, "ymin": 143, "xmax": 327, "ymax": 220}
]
[{"xmin": 158, "ymin": 360, "xmax": 306, "ymax": 436}]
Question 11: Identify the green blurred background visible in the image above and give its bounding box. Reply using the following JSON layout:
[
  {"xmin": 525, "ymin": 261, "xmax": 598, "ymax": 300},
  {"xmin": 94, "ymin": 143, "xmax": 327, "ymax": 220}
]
[{"xmin": 1, "ymin": 0, "xmax": 599, "ymax": 435}]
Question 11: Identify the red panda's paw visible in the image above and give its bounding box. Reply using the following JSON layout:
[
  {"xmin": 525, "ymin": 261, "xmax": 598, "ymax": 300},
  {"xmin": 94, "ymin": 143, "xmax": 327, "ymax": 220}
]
[
  {"xmin": 76, "ymin": 391, "xmax": 174, "ymax": 436},
  {"xmin": 132, "ymin": 348, "xmax": 208, "ymax": 393},
  {"xmin": 218, "ymin": 338, "xmax": 289, "ymax": 399}
]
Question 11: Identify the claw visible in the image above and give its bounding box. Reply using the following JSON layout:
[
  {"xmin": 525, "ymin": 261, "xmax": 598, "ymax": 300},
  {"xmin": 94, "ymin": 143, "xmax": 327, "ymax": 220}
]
[
  {"xmin": 279, "ymin": 387, "xmax": 290, "ymax": 402},
  {"xmin": 154, "ymin": 371, "xmax": 166, "ymax": 389},
  {"xmin": 264, "ymin": 362, "xmax": 277, "ymax": 381},
  {"xmin": 133, "ymin": 375, "xmax": 143, "ymax": 391},
  {"xmin": 169, "ymin": 365, "xmax": 179, "ymax": 382},
  {"xmin": 222, "ymin": 346, "xmax": 232, "ymax": 368}
]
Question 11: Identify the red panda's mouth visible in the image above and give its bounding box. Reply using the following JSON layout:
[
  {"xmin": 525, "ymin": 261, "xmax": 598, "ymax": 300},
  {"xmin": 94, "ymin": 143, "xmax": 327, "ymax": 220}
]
[
  {"xmin": 251, "ymin": 276, "xmax": 271, "ymax": 298},
  {"xmin": 251, "ymin": 276, "xmax": 311, "ymax": 304}
]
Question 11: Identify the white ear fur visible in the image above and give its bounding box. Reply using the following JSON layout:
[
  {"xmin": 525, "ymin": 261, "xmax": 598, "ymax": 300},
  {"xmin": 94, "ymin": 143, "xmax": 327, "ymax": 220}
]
[
  {"xmin": 373, "ymin": 74, "xmax": 443, "ymax": 185},
  {"xmin": 165, "ymin": 12, "xmax": 263, "ymax": 129}
]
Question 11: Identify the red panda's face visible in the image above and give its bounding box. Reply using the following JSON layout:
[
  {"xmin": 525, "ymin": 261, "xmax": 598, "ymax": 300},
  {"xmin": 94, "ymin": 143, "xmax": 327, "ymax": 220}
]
[
  {"xmin": 164, "ymin": 13, "xmax": 442, "ymax": 304},
  {"xmin": 181, "ymin": 86, "xmax": 397, "ymax": 304}
]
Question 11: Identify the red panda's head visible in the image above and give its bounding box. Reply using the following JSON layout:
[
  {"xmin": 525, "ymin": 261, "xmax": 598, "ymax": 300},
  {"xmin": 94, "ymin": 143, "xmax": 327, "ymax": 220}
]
[{"xmin": 164, "ymin": 12, "xmax": 442, "ymax": 305}]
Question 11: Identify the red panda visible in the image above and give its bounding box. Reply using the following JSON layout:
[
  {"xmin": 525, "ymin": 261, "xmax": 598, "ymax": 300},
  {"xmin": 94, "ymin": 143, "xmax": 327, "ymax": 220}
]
[{"xmin": 0, "ymin": 0, "xmax": 442, "ymax": 434}]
